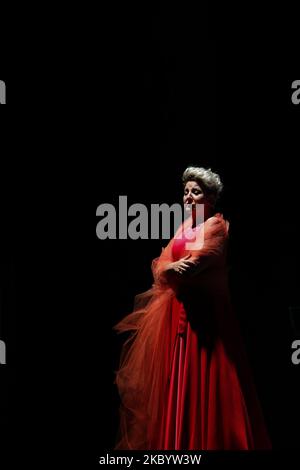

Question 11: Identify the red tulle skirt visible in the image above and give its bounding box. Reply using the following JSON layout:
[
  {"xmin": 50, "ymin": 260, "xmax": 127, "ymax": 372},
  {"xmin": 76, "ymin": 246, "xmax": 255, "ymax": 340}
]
[{"xmin": 113, "ymin": 215, "xmax": 272, "ymax": 450}]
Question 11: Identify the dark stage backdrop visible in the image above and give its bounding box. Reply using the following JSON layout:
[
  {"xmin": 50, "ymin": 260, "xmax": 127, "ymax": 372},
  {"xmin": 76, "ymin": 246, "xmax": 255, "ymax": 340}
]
[
  {"xmin": 1, "ymin": 3, "xmax": 299, "ymax": 466},
  {"xmin": 93, "ymin": 5, "xmax": 300, "ymax": 454}
]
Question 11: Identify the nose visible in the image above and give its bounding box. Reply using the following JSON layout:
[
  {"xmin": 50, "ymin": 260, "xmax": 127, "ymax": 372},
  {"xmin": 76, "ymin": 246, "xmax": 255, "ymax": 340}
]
[{"xmin": 185, "ymin": 191, "xmax": 193, "ymax": 202}]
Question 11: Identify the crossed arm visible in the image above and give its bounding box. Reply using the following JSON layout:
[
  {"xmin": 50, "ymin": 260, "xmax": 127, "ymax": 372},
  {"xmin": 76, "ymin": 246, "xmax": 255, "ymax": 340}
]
[{"xmin": 157, "ymin": 217, "xmax": 228, "ymax": 286}]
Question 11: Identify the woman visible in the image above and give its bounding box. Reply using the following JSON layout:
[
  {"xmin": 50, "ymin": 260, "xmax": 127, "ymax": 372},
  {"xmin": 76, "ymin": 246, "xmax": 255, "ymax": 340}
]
[{"xmin": 113, "ymin": 166, "xmax": 271, "ymax": 450}]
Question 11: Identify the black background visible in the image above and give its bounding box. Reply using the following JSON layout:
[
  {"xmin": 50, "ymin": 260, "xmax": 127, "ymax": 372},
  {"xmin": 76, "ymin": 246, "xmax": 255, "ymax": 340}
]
[
  {"xmin": 1, "ymin": 2, "xmax": 300, "ymax": 467},
  {"xmin": 93, "ymin": 5, "xmax": 300, "ymax": 453}
]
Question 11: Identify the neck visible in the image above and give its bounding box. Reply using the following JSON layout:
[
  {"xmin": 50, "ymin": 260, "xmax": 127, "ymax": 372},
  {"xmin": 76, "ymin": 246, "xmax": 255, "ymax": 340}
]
[{"xmin": 191, "ymin": 204, "xmax": 213, "ymax": 228}]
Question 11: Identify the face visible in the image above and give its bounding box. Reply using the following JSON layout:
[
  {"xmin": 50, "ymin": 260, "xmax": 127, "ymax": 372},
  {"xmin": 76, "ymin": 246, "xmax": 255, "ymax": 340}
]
[{"xmin": 183, "ymin": 181, "xmax": 206, "ymax": 211}]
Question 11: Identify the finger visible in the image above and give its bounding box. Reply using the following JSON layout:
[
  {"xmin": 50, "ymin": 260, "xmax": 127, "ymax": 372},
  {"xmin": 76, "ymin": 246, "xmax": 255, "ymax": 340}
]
[
  {"xmin": 181, "ymin": 259, "xmax": 195, "ymax": 265},
  {"xmin": 180, "ymin": 261, "xmax": 195, "ymax": 269},
  {"xmin": 179, "ymin": 263, "xmax": 190, "ymax": 270},
  {"xmin": 177, "ymin": 266, "xmax": 186, "ymax": 274}
]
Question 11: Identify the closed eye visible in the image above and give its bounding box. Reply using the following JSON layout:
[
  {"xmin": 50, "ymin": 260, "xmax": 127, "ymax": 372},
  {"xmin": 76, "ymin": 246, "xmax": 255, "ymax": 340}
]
[{"xmin": 184, "ymin": 189, "xmax": 202, "ymax": 195}]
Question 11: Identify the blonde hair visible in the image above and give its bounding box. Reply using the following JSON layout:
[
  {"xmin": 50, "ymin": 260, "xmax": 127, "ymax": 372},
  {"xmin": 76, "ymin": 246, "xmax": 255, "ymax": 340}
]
[{"xmin": 182, "ymin": 166, "xmax": 223, "ymax": 204}]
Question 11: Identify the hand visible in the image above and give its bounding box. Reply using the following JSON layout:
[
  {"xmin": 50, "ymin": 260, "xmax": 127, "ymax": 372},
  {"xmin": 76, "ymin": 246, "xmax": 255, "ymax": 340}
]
[{"xmin": 165, "ymin": 255, "xmax": 197, "ymax": 278}]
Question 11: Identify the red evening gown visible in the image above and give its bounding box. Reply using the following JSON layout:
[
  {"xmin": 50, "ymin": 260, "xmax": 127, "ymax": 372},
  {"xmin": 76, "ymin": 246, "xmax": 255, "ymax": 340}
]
[{"xmin": 113, "ymin": 213, "xmax": 271, "ymax": 450}]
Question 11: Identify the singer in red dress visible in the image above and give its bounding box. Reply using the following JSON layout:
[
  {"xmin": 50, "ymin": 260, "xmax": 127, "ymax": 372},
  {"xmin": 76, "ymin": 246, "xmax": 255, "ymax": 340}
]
[{"xmin": 113, "ymin": 166, "xmax": 271, "ymax": 450}]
